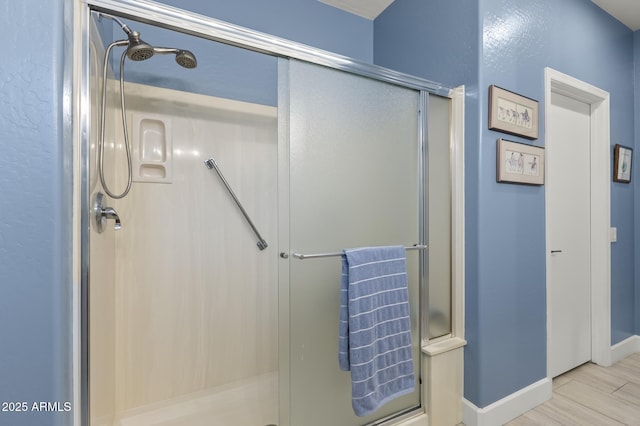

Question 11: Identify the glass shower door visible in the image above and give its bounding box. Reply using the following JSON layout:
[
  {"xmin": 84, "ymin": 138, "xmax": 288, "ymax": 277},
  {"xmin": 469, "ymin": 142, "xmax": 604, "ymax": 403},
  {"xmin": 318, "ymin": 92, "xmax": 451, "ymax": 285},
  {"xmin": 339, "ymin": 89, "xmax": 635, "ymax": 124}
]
[{"xmin": 280, "ymin": 59, "xmax": 422, "ymax": 425}]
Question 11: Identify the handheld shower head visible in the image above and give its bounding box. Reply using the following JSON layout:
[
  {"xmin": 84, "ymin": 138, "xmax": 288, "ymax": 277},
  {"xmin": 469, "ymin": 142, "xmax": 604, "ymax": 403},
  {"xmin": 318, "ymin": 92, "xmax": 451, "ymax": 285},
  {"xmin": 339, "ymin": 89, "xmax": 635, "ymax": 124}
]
[
  {"xmin": 99, "ymin": 14, "xmax": 196, "ymax": 67},
  {"xmin": 175, "ymin": 50, "xmax": 197, "ymax": 69},
  {"xmin": 151, "ymin": 47, "xmax": 198, "ymax": 69},
  {"xmin": 125, "ymin": 31, "xmax": 154, "ymax": 61},
  {"xmin": 97, "ymin": 13, "xmax": 197, "ymax": 201}
]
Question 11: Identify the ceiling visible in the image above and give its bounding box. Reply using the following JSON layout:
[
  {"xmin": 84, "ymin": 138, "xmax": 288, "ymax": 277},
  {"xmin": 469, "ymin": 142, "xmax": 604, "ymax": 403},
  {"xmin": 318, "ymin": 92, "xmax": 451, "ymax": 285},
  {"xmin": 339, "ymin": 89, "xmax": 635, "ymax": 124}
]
[
  {"xmin": 318, "ymin": 0, "xmax": 394, "ymax": 20},
  {"xmin": 320, "ymin": 0, "xmax": 640, "ymax": 31},
  {"xmin": 592, "ymin": 0, "xmax": 640, "ymax": 31}
]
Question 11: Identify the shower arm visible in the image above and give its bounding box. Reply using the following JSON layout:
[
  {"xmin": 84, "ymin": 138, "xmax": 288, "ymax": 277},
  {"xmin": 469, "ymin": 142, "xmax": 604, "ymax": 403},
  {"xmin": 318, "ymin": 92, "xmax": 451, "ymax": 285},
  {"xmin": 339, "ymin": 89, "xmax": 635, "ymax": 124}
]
[{"xmin": 204, "ymin": 158, "xmax": 268, "ymax": 251}]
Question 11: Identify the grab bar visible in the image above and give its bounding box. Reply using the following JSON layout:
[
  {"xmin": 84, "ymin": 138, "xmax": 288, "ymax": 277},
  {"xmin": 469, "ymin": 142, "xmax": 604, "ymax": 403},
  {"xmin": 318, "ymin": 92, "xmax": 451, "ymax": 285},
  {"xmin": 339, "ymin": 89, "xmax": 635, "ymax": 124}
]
[
  {"xmin": 204, "ymin": 157, "xmax": 268, "ymax": 251},
  {"xmin": 291, "ymin": 244, "xmax": 427, "ymax": 260}
]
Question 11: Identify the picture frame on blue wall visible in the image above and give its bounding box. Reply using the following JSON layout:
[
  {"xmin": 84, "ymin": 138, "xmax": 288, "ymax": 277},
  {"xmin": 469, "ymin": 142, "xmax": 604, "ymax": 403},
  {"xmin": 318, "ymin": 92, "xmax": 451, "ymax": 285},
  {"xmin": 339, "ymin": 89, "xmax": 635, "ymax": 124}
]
[
  {"xmin": 496, "ymin": 139, "xmax": 545, "ymax": 185},
  {"xmin": 613, "ymin": 144, "xmax": 632, "ymax": 183},
  {"xmin": 489, "ymin": 85, "xmax": 539, "ymax": 140}
]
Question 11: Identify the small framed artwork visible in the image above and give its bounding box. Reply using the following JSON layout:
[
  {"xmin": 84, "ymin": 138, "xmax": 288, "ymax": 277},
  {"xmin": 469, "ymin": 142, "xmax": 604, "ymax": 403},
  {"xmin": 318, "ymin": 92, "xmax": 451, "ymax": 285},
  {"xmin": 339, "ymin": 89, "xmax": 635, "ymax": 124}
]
[
  {"xmin": 489, "ymin": 85, "xmax": 539, "ymax": 139},
  {"xmin": 613, "ymin": 144, "xmax": 632, "ymax": 183},
  {"xmin": 497, "ymin": 138, "xmax": 545, "ymax": 185}
]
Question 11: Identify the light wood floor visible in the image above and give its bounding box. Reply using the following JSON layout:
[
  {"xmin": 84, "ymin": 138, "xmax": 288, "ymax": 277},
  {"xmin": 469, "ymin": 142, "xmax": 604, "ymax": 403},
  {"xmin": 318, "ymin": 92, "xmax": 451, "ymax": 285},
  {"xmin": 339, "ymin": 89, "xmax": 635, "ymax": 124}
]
[{"xmin": 506, "ymin": 353, "xmax": 640, "ymax": 425}]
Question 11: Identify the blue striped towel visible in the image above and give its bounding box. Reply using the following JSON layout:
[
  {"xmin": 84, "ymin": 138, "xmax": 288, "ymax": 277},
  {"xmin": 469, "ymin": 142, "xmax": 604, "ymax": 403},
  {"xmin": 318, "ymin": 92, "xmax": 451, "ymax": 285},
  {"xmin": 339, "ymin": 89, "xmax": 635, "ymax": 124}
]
[{"xmin": 338, "ymin": 246, "xmax": 415, "ymax": 417}]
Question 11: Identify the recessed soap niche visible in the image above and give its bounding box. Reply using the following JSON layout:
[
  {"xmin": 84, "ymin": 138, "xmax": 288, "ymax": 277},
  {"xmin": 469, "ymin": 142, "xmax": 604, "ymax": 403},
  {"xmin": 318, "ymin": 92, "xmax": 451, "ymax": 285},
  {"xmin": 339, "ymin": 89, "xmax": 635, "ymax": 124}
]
[{"xmin": 132, "ymin": 113, "xmax": 172, "ymax": 183}]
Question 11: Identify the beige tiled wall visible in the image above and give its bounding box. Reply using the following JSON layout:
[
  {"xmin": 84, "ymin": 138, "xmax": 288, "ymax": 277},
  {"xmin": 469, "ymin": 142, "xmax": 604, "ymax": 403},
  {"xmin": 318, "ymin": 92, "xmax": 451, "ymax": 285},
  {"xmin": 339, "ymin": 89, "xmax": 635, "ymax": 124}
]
[{"xmin": 93, "ymin": 81, "xmax": 278, "ymax": 415}]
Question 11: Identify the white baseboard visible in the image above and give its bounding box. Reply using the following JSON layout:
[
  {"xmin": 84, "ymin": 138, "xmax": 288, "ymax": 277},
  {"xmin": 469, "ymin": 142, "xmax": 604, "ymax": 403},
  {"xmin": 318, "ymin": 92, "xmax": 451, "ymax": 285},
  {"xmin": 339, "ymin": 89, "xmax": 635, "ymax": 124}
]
[
  {"xmin": 610, "ymin": 335, "xmax": 640, "ymax": 365},
  {"xmin": 462, "ymin": 378, "xmax": 552, "ymax": 426},
  {"xmin": 461, "ymin": 336, "xmax": 640, "ymax": 426}
]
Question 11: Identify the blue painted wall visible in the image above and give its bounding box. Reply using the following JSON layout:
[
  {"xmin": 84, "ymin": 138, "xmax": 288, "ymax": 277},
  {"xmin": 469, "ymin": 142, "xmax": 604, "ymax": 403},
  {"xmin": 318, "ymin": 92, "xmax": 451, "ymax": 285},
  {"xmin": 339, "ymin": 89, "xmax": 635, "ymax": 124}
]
[
  {"xmin": 373, "ymin": 0, "xmax": 485, "ymax": 405},
  {"xmin": 635, "ymin": 31, "xmax": 640, "ymax": 334},
  {"xmin": 157, "ymin": 0, "xmax": 374, "ymax": 62},
  {"xmin": 0, "ymin": 1, "xmax": 73, "ymax": 425},
  {"xmin": 102, "ymin": 0, "xmax": 373, "ymax": 106},
  {"xmin": 104, "ymin": 16, "xmax": 279, "ymax": 106},
  {"xmin": 375, "ymin": 0, "xmax": 636, "ymax": 408},
  {"xmin": 0, "ymin": 1, "xmax": 371, "ymax": 424},
  {"xmin": 2, "ymin": 0, "xmax": 639, "ymax": 421},
  {"xmin": 481, "ymin": 0, "xmax": 635, "ymax": 407}
]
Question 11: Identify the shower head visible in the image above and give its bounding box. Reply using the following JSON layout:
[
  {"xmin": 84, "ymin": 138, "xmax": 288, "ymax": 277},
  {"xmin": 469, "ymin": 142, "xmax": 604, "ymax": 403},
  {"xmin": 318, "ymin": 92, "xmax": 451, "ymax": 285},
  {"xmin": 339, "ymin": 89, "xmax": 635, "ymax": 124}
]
[
  {"xmin": 125, "ymin": 31, "xmax": 155, "ymax": 61},
  {"xmin": 175, "ymin": 50, "xmax": 197, "ymax": 69},
  {"xmin": 152, "ymin": 47, "xmax": 198, "ymax": 69},
  {"xmin": 100, "ymin": 14, "xmax": 196, "ymax": 67}
]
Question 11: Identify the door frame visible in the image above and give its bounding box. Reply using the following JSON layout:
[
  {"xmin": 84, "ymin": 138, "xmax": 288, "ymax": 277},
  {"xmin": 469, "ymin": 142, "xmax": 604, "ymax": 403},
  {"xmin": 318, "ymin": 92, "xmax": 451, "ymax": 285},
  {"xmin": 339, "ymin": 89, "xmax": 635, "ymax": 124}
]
[{"xmin": 544, "ymin": 67, "xmax": 611, "ymax": 374}]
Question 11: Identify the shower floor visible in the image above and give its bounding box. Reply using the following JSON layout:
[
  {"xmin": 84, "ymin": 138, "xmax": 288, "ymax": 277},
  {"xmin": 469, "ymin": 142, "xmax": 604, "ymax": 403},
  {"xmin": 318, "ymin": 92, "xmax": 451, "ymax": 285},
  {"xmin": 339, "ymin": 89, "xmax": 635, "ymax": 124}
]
[{"xmin": 117, "ymin": 372, "xmax": 278, "ymax": 426}]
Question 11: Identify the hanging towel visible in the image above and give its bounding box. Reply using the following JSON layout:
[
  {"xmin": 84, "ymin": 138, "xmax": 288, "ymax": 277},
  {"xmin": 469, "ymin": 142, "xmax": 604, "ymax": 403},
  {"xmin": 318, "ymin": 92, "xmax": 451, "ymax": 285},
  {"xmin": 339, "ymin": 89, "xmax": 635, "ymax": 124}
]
[{"xmin": 339, "ymin": 246, "xmax": 415, "ymax": 417}]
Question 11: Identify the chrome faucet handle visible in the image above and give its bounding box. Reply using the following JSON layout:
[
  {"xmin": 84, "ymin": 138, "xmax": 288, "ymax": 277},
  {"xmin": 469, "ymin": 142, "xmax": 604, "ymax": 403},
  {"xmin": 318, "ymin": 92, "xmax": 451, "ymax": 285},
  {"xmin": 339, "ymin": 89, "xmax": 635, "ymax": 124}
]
[
  {"xmin": 93, "ymin": 192, "xmax": 122, "ymax": 233},
  {"xmin": 101, "ymin": 207, "xmax": 122, "ymax": 230}
]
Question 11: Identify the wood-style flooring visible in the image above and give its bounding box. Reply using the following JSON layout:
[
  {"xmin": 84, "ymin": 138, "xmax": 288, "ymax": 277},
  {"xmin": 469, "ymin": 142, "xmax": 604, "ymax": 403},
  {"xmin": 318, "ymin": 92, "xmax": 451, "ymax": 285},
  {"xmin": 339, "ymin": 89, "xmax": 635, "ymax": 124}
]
[{"xmin": 506, "ymin": 353, "xmax": 640, "ymax": 425}]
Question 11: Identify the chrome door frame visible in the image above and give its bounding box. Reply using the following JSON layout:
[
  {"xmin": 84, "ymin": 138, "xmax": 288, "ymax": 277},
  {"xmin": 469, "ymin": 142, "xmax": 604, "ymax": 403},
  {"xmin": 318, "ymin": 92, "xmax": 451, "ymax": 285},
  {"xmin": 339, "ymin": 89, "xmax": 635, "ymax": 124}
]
[{"xmin": 75, "ymin": 1, "xmax": 458, "ymax": 425}]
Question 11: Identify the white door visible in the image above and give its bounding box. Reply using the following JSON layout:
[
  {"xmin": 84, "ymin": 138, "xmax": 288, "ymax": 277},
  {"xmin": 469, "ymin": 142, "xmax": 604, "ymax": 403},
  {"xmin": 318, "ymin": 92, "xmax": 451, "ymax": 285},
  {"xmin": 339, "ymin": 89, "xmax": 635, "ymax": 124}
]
[{"xmin": 547, "ymin": 92, "xmax": 592, "ymax": 378}]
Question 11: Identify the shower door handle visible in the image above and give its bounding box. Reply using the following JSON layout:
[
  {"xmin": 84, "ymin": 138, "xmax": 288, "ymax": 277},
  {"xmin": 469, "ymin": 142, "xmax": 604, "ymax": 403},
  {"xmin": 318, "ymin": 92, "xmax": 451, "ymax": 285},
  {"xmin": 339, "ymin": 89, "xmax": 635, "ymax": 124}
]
[{"xmin": 93, "ymin": 192, "xmax": 122, "ymax": 233}]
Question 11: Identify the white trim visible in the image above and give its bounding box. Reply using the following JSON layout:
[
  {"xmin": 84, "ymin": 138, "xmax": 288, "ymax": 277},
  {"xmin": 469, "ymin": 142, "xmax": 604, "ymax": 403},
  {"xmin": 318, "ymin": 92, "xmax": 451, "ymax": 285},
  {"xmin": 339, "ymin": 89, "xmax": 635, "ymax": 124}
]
[
  {"xmin": 610, "ymin": 335, "xmax": 640, "ymax": 364},
  {"xmin": 450, "ymin": 85, "xmax": 466, "ymax": 342},
  {"xmin": 462, "ymin": 379, "xmax": 552, "ymax": 426},
  {"xmin": 423, "ymin": 344, "xmax": 465, "ymax": 425},
  {"xmin": 422, "ymin": 336, "xmax": 467, "ymax": 356},
  {"xmin": 544, "ymin": 68, "xmax": 612, "ymax": 373}
]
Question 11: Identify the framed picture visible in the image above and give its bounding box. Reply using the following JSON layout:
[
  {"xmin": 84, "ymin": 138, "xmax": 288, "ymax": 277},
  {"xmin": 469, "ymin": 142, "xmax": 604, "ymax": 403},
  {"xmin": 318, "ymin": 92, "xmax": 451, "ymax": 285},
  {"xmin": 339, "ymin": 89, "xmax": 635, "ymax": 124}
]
[
  {"xmin": 613, "ymin": 144, "xmax": 632, "ymax": 183},
  {"xmin": 489, "ymin": 85, "xmax": 539, "ymax": 139},
  {"xmin": 497, "ymin": 138, "xmax": 545, "ymax": 185}
]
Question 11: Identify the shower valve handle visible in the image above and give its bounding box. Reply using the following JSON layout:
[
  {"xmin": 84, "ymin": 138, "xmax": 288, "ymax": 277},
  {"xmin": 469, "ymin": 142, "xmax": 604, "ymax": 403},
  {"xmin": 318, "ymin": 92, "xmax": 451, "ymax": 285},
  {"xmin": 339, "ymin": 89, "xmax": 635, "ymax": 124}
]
[
  {"xmin": 93, "ymin": 192, "xmax": 122, "ymax": 233},
  {"xmin": 101, "ymin": 207, "xmax": 122, "ymax": 230}
]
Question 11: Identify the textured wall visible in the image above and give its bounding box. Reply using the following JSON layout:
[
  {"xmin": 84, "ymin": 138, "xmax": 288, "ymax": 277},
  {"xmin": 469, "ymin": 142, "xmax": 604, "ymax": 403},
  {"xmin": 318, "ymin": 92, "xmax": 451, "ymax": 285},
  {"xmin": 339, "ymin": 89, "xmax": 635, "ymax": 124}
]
[
  {"xmin": 481, "ymin": 1, "xmax": 634, "ymax": 401},
  {"xmin": 104, "ymin": 0, "xmax": 373, "ymax": 106},
  {"xmin": 156, "ymin": 0, "xmax": 374, "ymax": 62},
  {"xmin": 0, "ymin": 1, "xmax": 72, "ymax": 425},
  {"xmin": 373, "ymin": 0, "xmax": 483, "ymax": 405},
  {"xmin": 635, "ymin": 30, "xmax": 640, "ymax": 335},
  {"xmin": 2, "ymin": 0, "xmax": 637, "ymax": 421},
  {"xmin": 0, "ymin": 0, "xmax": 372, "ymax": 424},
  {"xmin": 375, "ymin": 0, "xmax": 636, "ymax": 409}
]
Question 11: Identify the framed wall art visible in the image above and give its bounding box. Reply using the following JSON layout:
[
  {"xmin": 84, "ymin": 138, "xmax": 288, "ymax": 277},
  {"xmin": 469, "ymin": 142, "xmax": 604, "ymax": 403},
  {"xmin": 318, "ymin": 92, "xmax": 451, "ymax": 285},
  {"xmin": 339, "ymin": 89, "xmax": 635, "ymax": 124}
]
[
  {"xmin": 489, "ymin": 85, "xmax": 539, "ymax": 139},
  {"xmin": 497, "ymin": 138, "xmax": 545, "ymax": 185},
  {"xmin": 613, "ymin": 144, "xmax": 632, "ymax": 183}
]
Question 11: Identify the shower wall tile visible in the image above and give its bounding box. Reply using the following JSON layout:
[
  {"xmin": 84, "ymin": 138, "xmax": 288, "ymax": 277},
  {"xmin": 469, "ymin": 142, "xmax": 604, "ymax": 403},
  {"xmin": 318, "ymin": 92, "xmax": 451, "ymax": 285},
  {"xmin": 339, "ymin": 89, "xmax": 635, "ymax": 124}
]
[{"xmin": 112, "ymin": 84, "xmax": 278, "ymax": 411}]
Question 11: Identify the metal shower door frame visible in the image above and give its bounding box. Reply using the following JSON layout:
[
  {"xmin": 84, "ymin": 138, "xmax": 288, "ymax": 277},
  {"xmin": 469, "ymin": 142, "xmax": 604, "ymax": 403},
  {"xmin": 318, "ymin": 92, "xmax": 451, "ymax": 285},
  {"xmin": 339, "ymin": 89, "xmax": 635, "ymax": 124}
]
[{"xmin": 75, "ymin": 1, "xmax": 457, "ymax": 425}]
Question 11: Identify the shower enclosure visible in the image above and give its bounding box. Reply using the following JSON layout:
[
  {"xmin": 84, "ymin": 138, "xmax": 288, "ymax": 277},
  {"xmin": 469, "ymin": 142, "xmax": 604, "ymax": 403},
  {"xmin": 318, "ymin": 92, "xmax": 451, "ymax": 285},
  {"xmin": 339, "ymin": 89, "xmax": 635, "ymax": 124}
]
[{"xmin": 80, "ymin": 2, "xmax": 461, "ymax": 426}]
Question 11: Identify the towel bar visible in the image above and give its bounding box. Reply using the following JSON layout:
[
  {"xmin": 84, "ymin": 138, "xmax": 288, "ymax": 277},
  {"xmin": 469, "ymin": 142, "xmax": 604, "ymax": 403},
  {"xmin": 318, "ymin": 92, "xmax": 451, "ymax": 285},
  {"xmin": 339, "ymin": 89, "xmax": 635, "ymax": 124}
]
[{"xmin": 291, "ymin": 244, "xmax": 427, "ymax": 260}]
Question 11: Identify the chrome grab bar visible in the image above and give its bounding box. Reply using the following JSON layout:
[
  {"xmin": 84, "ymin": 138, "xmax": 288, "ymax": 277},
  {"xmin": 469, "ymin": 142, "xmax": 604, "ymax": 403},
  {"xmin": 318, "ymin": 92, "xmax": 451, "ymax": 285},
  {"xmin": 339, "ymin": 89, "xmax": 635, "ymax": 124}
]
[
  {"xmin": 290, "ymin": 244, "xmax": 427, "ymax": 260},
  {"xmin": 204, "ymin": 157, "xmax": 268, "ymax": 251}
]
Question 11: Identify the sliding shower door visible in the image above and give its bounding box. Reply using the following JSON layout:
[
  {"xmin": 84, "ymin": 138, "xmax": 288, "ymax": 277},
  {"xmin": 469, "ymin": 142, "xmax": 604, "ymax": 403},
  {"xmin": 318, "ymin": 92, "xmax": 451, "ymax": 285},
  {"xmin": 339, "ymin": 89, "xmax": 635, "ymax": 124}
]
[{"xmin": 279, "ymin": 59, "xmax": 422, "ymax": 426}]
